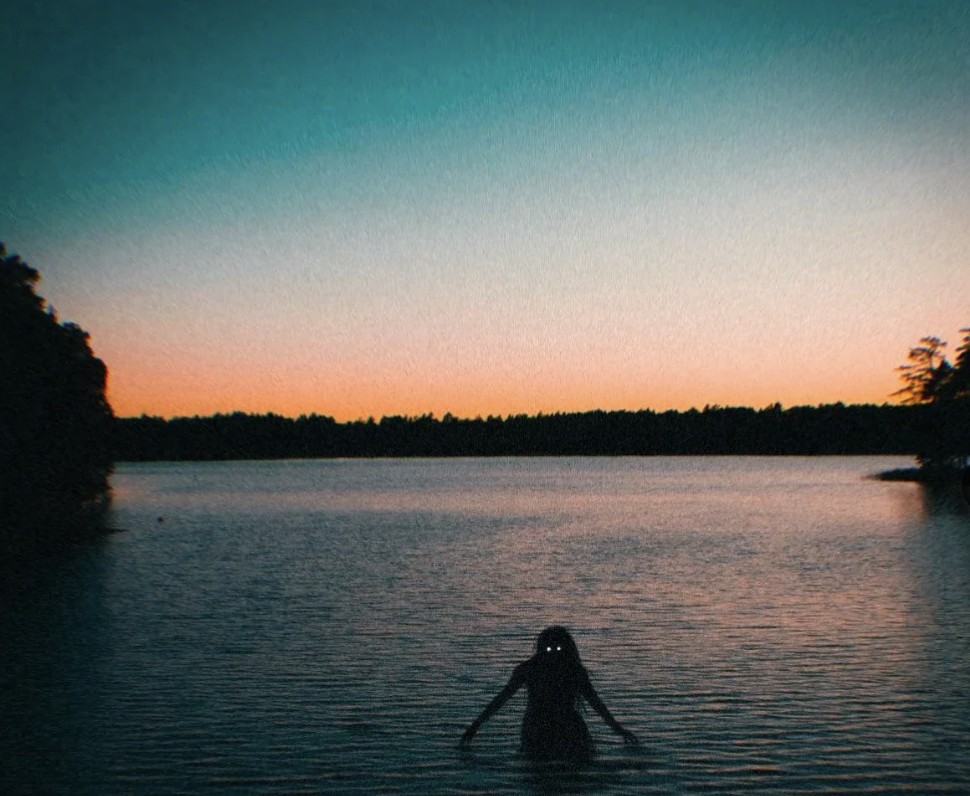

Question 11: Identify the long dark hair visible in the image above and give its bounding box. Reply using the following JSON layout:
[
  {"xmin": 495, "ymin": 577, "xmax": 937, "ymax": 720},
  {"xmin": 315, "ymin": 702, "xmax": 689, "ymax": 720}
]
[
  {"xmin": 535, "ymin": 626, "xmax": 582, "ymax": 664},
  {"xmin": 533, "ymin": 626, "xmax": 586, "ymax": 712}
]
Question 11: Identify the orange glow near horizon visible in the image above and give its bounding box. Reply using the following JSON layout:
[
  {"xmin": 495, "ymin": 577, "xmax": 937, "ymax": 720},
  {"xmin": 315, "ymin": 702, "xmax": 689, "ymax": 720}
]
[
  {"xmin": 63, "ymin": 223, "xmax": 967, "ymax": 424},
  {"xmin": 87, "ymin": 274, "xmax": 962, "ymax": 423},
  {"xmin": 101, "ymin": 337, "xmax": 911, "ymax": 422}
]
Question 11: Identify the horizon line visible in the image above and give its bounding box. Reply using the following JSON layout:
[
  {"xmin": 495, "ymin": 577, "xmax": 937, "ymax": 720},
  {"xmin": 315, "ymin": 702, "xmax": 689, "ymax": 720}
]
[{"xmin": 117, "ymin": 398, "xmax": 908, "ymax": 423}]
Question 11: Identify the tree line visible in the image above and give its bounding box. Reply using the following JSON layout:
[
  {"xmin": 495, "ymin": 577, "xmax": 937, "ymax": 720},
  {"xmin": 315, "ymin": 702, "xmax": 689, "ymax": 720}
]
[{"xmin": 112, "ymin": 402, "xmax": 925, "ymax": 462}]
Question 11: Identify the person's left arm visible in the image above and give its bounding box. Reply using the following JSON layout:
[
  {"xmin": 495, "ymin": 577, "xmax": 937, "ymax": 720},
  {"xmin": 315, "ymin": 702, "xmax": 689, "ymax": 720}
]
[
  {"xmin": 580, "ymin": 668, "xmax": 640, "ymax": 746},
  {"xmin": 459, "ymin": 662, "xmax": 528, "ymax": 745}
]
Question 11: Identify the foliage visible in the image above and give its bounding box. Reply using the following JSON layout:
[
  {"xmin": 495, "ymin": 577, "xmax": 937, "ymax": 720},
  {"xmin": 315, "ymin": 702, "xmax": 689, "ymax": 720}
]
[
  {"xmin": 893, "ymin": 336, "xmax": 951, "ymax": 404},
  {"xmin": 894, "ymin": 327, "xmax": 970, "ymax": 475},
  {"xmin": 1, "ymin": 243, "xmax": 114, "ymax": 555},
  {"xmin": 112, "ymin": 403, "xmax": 923, "ymax": 462}
]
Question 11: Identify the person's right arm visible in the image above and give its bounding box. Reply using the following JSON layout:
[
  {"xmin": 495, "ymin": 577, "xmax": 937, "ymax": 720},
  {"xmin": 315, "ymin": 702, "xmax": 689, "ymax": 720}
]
[
  {"xmin": 459, "ymin": 662, "xmax": 528, "ymax": 745},
  {"xmin": 580, "ymin": 668, "xmax": 640, "ymax": 746}
]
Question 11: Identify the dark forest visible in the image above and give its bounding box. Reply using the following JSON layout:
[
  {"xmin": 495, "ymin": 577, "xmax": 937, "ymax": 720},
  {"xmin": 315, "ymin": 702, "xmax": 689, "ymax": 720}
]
[
  {"xmin": 1, "ymin": 244, "xmax": 114, "ymax": 554},
  {"xmin": 113, "ymin": 402, "xmax": 926, "ymax": 462}
]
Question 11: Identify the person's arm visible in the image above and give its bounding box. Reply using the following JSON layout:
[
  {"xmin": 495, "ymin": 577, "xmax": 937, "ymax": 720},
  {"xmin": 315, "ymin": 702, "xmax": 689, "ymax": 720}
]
[
  {"xmin": 459, "ymin": 663, "xmax": 528, "ymax": 745},
  {"xmin": 580, "ymin": 669, "xmax": 640, "ymax": 746}
]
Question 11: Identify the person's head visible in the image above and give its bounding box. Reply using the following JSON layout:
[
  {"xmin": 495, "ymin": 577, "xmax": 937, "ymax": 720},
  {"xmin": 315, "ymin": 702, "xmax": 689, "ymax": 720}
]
[{"xmin": 535, "ymin": 626, "xmax": 580, "ymax": 663}]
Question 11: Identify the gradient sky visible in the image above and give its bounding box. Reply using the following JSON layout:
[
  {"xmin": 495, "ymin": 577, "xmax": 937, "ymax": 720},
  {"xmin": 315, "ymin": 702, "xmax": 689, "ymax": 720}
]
[{"xmin": 3, "ymin": 0, "xmax": 969, "ymax": 420}]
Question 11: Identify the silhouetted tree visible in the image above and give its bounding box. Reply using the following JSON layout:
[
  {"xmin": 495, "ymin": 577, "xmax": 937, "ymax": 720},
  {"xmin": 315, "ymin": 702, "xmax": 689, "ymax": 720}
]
[
  {"xmin": 941, "ymin": 328, "xmax": 970, "ymax": 402},
  {"xmin": 894, "ymin": 327, "xmax": 970, "ymax": 477},
  {"xmin": 893, "ymin": 336, "xmax": 951, "ymax": 404},
  {"xmin": 1, "ymin": 243, "xmax": 114, "ymax": 556}
]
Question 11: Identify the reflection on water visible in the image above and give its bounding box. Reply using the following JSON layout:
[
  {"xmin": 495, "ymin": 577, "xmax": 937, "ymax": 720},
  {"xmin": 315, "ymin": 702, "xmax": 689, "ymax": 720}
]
[{"xmin": 2, "ymin": 457, "xmax": 969, "ymax": 795}]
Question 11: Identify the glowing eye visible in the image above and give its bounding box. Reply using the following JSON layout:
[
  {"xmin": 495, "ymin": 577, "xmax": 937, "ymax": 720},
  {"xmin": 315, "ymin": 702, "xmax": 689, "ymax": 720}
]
[
  {"xmin": 546, "ymin": 646, "xmax": 552, "ymax": 652},
  {"xmin": 556, "ymin": 646, "xmax": 562, "ymax": 651}
]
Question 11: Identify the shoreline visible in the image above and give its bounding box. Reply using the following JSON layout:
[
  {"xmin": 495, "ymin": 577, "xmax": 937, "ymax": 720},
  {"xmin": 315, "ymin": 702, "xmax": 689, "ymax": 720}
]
[{"xmin": 872, "ymin": 466, "xmax": 963, "ymax": 484}]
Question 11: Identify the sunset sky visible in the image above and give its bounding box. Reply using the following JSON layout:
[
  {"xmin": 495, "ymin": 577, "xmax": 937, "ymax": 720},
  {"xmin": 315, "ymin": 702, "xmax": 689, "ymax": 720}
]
[{"xmin": 3, "ymin": 0, "xmax": 969, "ymax": 420}]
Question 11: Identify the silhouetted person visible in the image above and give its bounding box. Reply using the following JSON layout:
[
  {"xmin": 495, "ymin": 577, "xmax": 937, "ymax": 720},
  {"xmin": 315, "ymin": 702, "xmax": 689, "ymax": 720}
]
[{"xmin": 459, "ymin": 626, "xmax": 639, "ymax": 761}]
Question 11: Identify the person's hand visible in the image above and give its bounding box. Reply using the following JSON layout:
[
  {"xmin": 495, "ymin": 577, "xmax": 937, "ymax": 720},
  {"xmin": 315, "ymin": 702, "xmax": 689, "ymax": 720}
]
[
  {"xmin": 619, "ymin": 727, "xmax": 640, "ymax": 746},
  {"xmin": 459, "ymin": 724, "xmax": 477, "ymax": 747}
]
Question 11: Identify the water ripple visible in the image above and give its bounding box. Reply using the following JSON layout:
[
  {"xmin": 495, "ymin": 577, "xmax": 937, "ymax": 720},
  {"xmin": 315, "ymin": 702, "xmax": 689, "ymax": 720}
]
[{"xmin": 2, "ymin": 457, "xmax": 968, "ymax": 795}]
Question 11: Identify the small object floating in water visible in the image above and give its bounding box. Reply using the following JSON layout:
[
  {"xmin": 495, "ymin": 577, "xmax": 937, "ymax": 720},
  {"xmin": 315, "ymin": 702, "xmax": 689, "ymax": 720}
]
[{"xmin": 156, "ymin": 516, "xmax": 166, "ymax": 523}]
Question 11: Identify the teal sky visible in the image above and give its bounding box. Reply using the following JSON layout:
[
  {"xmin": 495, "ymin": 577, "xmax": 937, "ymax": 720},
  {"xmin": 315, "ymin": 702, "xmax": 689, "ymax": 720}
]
[{"xmin": 3, "ymin": 1, "xmax": 969, "ymax": 419}]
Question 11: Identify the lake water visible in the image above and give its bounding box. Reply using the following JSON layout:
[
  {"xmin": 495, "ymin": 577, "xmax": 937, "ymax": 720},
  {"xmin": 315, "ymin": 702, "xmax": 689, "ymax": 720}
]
[{"xmin": 2, "ymin": 456, "xmax": 969, "ymax": 795}]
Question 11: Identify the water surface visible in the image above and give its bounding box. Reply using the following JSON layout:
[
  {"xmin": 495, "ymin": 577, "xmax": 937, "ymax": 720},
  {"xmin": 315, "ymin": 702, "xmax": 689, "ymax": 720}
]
[{"xmin": 2, "ymin": 457, "xmax": 969, "ymax": 794}]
